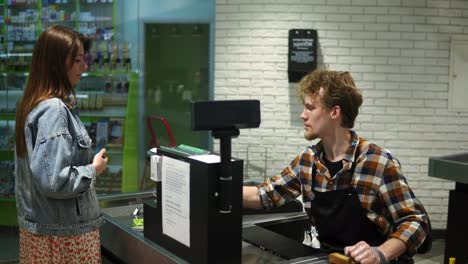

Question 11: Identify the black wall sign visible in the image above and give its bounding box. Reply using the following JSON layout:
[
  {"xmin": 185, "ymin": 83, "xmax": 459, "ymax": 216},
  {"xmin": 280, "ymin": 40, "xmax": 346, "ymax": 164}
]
[{"xmin": 288, "ymin": 29, "xmax": 318, "ymax": 83}]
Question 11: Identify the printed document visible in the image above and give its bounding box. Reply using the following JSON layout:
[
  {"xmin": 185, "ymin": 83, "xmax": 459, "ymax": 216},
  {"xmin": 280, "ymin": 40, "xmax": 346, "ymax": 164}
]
[{"xmin": 161, "ymin": 156, "xmax": 190, "ymax": 247}]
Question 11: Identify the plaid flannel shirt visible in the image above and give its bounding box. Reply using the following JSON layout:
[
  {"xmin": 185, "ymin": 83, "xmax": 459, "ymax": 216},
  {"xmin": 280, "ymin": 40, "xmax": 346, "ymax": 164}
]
[{"xmin": 258, "ymin": 130, "xmax": 430, "ymax": 255}]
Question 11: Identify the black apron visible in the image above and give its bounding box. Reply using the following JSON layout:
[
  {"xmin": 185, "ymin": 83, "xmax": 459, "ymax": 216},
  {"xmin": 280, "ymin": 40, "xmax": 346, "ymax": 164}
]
[
  {"xmin": 307, "ymin": 154, "xmax": 386, "ymax": 252},
  {"xmin": 309, "ymin": 187, "xmax": 386, "ymax": 252}
]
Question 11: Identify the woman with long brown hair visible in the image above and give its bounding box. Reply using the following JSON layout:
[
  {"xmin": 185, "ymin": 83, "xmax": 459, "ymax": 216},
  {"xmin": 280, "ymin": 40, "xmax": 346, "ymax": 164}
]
[{"xmin": 15, "ymin": 25, "xmax": 108, "ymax": 263}]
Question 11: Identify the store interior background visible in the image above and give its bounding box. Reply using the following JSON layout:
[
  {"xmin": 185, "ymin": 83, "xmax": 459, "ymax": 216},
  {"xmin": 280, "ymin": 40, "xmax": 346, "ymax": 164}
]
[
  {"xmin": 1, "ymin": 0, "xmax": 468, "ymax": 262},
  {"xmin": 215, "ymin": 0, "xmax": 468, "ymax": 233},
  {"xmin": 0, "ymin": 0, "xmax": 215, "ymax": 261}
]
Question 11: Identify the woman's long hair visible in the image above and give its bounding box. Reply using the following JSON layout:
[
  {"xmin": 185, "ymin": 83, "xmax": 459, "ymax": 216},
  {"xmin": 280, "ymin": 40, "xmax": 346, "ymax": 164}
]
[{"xmin": 15, "ymin": 25, "xmax": 84, "ymax": 157}]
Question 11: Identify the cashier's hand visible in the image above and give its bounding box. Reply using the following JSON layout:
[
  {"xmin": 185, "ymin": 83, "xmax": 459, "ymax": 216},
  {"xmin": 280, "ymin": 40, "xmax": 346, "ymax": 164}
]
[
  {"xmin": 93, "ymin": 148, "xmax": 108, "ymax": 176},
  {"xmin": 344, "ymin": 241, "xmax": 380, "ymax": 264}
]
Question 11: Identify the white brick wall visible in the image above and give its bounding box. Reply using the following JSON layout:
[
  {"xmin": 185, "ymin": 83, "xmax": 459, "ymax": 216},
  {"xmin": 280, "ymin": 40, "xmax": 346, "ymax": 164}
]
[{"xmin": 214, "ymin": 0, "xmax": 468, "ymax": 229}]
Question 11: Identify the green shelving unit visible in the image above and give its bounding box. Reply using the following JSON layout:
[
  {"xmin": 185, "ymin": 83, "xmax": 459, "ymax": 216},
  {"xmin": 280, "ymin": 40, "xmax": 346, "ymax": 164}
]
[
  {"xmin": 0, "ymin": 1, "xmax": 138, "ymax": 226},
  {"xmin": 122, "ymin": 72, "xmax": 138, "ymax": 192}
]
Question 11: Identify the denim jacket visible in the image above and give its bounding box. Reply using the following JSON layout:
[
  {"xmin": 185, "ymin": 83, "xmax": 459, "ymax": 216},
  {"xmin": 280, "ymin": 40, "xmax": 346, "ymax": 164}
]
[{"xmin": 15, "ymin": 98, "xmax": 104, "ymax": 236}]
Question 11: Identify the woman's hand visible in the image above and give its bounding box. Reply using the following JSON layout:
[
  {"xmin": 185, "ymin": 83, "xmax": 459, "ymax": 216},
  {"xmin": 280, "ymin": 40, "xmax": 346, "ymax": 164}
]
[
  {"xmin": 344, "ymin": 241, "xmax": 382, "ymax": 264},
  {"xmin": 93, "ymin": 148, "xmax": 108, "ymax": 176}
]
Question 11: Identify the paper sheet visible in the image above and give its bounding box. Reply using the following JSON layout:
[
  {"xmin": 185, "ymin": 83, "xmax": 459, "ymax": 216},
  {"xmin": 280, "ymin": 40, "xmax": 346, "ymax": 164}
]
[
  {"xmin": 150, "ymin": 154, "xmax": 161, "ymax": 182},
  {"xmin": 161, "ymin": 155, "xmax": 191, "ymax": 247},
  {"xmin": 188, "ymin": 154, "xmax": 221, "ymax": 163}
]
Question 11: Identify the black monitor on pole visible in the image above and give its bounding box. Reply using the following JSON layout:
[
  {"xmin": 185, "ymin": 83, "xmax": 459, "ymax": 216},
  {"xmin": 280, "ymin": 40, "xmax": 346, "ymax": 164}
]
[{"xmin": 144, "ymin": 100, "xmax": 261, "ymax": 264}]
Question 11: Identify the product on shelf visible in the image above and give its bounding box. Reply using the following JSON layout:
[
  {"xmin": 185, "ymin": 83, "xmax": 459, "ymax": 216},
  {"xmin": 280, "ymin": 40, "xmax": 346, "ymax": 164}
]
[
  {"xmin": 0, "ymin": 1, "xmax": 136, "ymax": 197},
  {"xmin": 0, "ymin": 161, "xmax": 15, "ymax": 197},
  {"xmin": 95, "ymin": 118, "xmax": 109, "ymax": 152},
  {"xmin": 108, "ymin": 118, "xmax": 124, "ymax": 147},
  {"xmin": 94, "ymin": 165, "xmax": 122, "ymax": 194}
]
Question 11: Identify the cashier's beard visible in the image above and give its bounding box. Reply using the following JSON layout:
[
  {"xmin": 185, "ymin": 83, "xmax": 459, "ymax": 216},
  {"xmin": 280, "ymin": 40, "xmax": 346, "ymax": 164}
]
[{"xmin": 303, "ymin": 126, "xmax": 318, "ymax": 141}]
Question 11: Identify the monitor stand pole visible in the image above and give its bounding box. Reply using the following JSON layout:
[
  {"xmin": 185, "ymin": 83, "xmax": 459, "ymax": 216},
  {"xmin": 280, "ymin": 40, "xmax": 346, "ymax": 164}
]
[{"xmin": 212, "ymin": 128, "xmax": 240, "ymax": 213}]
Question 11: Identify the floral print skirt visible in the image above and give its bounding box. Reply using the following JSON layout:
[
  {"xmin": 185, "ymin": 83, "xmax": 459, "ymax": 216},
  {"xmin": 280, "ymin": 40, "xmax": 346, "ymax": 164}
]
[{"xmin": 19, "ymin": 228, "xmax": 101, "ymax": 264}]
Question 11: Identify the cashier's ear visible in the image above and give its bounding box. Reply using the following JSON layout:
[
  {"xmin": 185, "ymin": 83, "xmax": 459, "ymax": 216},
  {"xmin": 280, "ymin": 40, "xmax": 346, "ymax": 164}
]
[{"xmin": 330, "ymin": 105, "xmax": 341, "ymax": 120}]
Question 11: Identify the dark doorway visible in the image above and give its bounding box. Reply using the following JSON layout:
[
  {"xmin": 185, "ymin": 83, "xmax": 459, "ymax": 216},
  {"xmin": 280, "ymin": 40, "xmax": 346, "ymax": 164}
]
[{"xmin": 144, "ymin": 23, "xmax": 210, "ymax": 150}]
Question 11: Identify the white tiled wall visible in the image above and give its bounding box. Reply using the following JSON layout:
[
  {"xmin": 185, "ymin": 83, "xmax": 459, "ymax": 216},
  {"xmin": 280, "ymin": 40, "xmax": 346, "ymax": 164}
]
[{"xmin": 214, "ymin": 0, "xmax": 468, "ymax": 229}]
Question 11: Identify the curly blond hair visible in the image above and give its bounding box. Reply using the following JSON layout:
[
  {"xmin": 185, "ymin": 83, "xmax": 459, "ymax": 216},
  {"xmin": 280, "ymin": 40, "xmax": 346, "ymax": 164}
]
[{"xmin": 297, "ymin": 69, "xmax": 363, "ymax": 128}]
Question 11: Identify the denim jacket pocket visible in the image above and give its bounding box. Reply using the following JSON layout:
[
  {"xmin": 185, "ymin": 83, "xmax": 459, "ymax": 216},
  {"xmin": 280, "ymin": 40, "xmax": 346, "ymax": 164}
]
[
  {"xmin": 75, "ymin": 191, "xmax": 101, "ymax": 221},
  {"xmin": 77, "ymin": 134, "xmax": 92, "ymax": 149},
  {"xmin": 75, "ymin": 133, "xmax": 92, "ymax": 164}
]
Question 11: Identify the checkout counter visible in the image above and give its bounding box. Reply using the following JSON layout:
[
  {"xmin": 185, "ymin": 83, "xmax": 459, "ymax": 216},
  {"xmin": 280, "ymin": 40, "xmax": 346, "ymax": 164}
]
[
  {"xmin": 429, "ymin": 153, "xmax": 468, "ymax": 264},
  {"xmin": 98, "ymin": 191, "xmax": 328, "ymax": 264},
  {"xmin": 98, "ymin": 101, "xmax": 331, "ymax": 263}
]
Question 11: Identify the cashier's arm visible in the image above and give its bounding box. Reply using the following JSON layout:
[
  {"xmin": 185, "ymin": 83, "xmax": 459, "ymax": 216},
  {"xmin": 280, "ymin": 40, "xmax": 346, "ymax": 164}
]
[
  {"xmin": 243, "ymin": 186, "xmax": 262, "ymax": 209},
  {"xmin": 345, "ymin": 238, "xmax": 407, "ymax": 263}
]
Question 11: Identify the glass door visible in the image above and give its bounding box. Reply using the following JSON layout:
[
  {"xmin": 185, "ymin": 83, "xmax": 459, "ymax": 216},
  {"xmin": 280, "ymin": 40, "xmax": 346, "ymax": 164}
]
[{"xmin": 144, "ymin": 23, "xmax": 210, "ymax": 150}]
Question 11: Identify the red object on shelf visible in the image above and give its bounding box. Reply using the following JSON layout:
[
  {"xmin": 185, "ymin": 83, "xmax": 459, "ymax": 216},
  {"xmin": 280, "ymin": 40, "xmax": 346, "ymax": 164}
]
[
  {"xmin": 140, "ymin": 116, "xmax": 176, "ymax": 191},
  {"xmin": 146, "ymin": 115, "xmax": 176, "ymax": 148}
]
